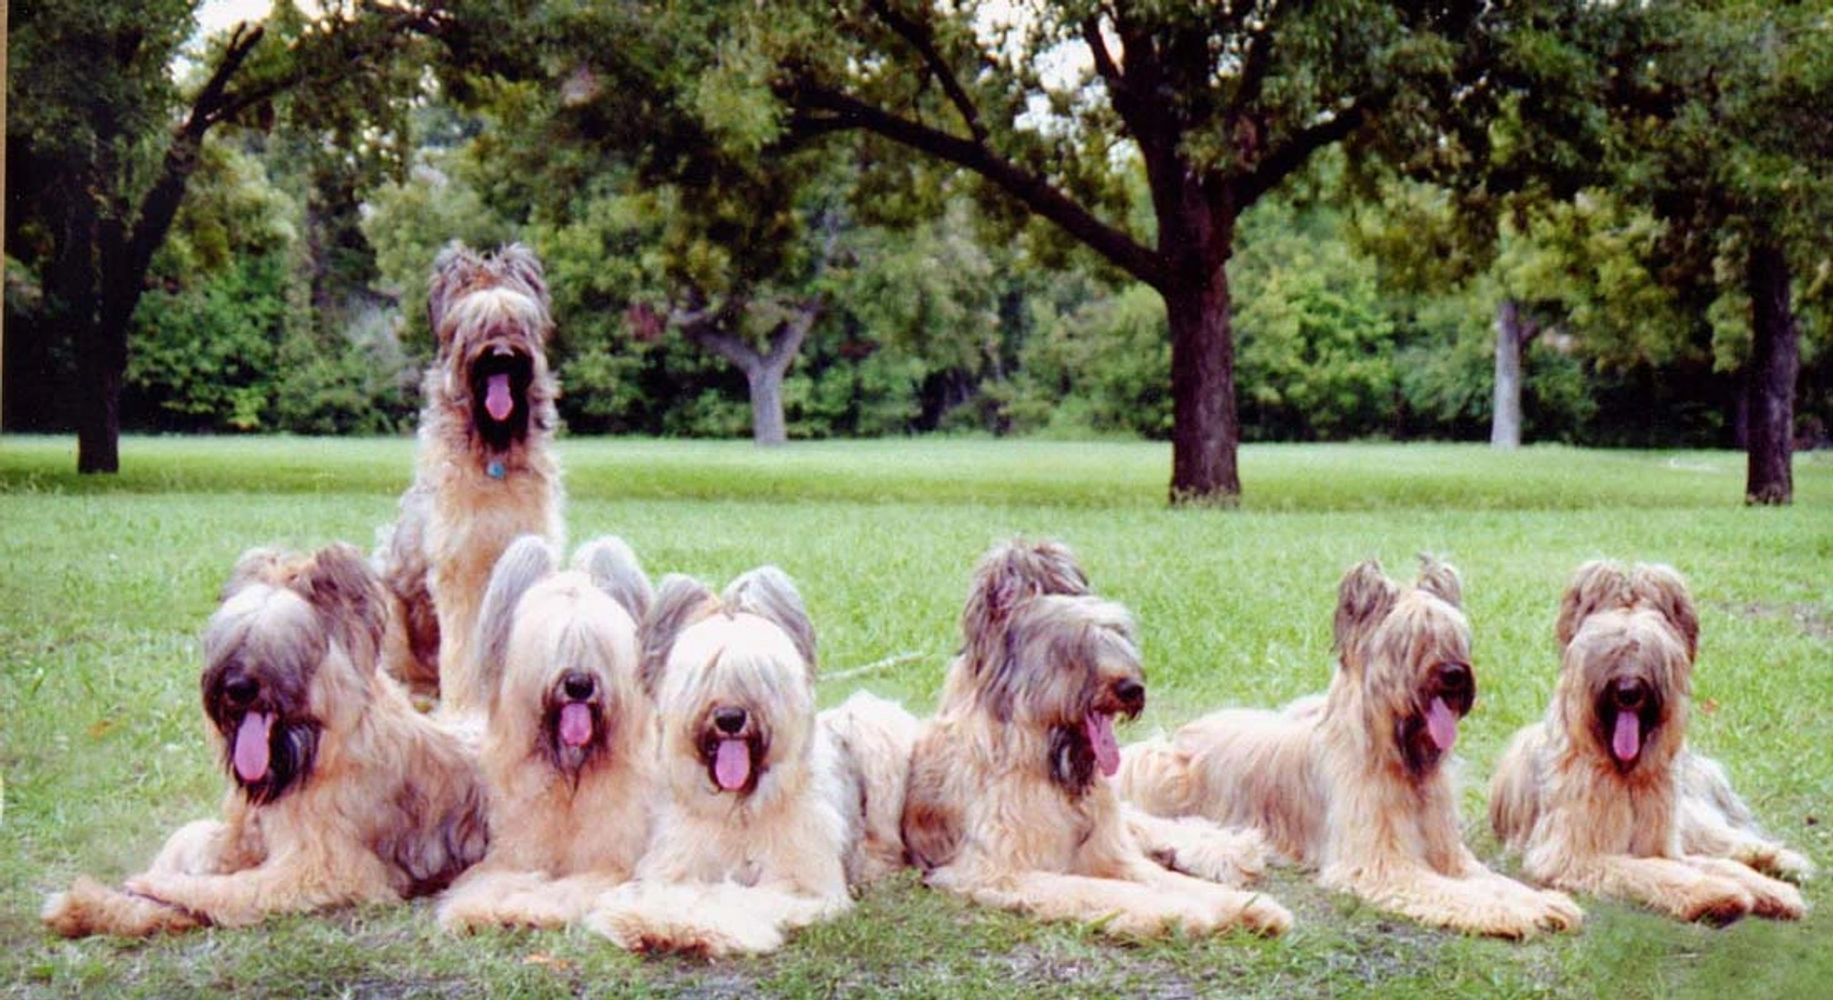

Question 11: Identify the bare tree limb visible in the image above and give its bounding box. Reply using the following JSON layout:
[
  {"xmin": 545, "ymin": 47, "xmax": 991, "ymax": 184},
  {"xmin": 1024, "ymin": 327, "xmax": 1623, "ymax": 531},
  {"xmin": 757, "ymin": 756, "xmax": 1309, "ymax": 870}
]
[
  {"xmin": 786, "ymin": 82, "xmax": 1168, "ymax": 288},
  {"xmin": 1237, "ymin": 96, "xmax": 1380, "ymax": 205},
  {"xmin": 865, "ymin": 0, "xmax": 987, "ymax": 145}
]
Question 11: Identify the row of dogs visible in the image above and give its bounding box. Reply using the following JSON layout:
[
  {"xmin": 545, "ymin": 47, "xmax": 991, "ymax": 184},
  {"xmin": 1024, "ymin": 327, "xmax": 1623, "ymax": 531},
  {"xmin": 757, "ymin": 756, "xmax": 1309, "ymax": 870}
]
[
  {"xmin": 42, "ymin": 538, "xmax": 1812, "ymax": 950},
  {"xmin": 42, "ymin": 243, "xmax": 1810, "ymax": 949}
]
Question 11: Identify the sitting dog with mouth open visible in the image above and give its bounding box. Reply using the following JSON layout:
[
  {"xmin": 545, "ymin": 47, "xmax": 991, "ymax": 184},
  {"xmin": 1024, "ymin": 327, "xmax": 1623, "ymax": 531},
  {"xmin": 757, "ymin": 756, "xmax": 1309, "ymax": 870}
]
[
  {"xmin": 43, "ymin": 544, "xmax": 488, "ymax": 937},
  {"xmin": 1120, "ymin": 557, "xmax": 1581, "ymax": 939},
  {"xmin": 587, "ymin": 566, "xmax": 861, "ymax": 956},
  {"xmin": 1490, "ymin": 561, "xmax": 1809, "ymax": 923},
  {"xmin": 374, "ymin": 242, "xmax": 565, "ymax": 714},
  {"xmin": 436, "ymin": 534, "xmax": 659, "ymax": 932}
]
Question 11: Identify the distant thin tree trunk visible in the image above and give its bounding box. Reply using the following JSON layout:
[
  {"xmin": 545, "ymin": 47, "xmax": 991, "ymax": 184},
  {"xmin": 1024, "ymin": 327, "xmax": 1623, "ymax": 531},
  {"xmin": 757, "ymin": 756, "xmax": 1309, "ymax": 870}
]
[
  {"xmin": 747, "ymin": 366, "xmax": 788, "ymax": 446},
  {"xmin": 1744, "ymin": 239, "xmax": 1797, "ymax": 505},
  {"xmin": 1491, "ymin": 299, "xmax": 1527, "ymax": 450},
  {"xmin": 676, "ymin": 298, "xmax": 820, "ymax": 447}
]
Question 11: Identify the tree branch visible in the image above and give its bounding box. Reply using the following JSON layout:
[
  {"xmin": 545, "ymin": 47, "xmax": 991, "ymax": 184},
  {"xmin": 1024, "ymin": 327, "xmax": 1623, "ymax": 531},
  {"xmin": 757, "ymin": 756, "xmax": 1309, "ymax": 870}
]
[
  {"xmin": 1237, "ymin": 96, "xmax": 1379, "ymax": 206},
  {"xmin": 865, "ymin": 0, "xmax": 987, "ymax": 145},
  {"xmin": 786, "ymin": 82, "xmax": 1168, "ymax": 288},
  {"xmin": 765, "ymin": 298, "xmax": 821, "ymax": 370}
]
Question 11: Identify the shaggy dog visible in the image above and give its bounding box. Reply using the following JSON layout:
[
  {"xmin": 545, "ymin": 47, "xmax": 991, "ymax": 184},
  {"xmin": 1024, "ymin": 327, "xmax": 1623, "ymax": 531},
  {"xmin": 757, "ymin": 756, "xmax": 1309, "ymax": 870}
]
[
  {"xmin": 589, "ymin": 567, "xmax": 891, "ymax": 956},
  {"xmin": 43, "ymin": 544, "xmax": 488, "ymax": 937},
  {"xmin": 900, "ymin": 540, "xmax": 1290, "ymax": 939},
  {"xmin": 375, "ymin": 242, "xmax": 564, "ymax": 713},
  {"xmin": 1489, "ymin": 561, "xmax": 1809, "ymax": 922},
  {"xmin": 436, "ymin": 535, "xmax": 658, "ymax": 932},
  {"xmin": 1119, "ymin": 557, "xmax": 1581, "ymax": 939}
]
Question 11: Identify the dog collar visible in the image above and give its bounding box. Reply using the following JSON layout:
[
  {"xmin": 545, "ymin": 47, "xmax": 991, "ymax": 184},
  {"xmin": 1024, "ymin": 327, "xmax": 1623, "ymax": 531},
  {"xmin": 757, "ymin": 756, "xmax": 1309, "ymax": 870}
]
[{"xmin": 486, "ymin": 459, "xmax": 506, "ymax": 480}]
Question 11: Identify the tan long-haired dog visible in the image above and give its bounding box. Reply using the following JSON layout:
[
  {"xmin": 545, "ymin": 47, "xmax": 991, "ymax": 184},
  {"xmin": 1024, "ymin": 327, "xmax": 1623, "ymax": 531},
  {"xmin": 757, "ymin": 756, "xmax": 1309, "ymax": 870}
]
[
  {"xmin": 375, "ymin": 242, "xmax": 564, "ymax": 713},
  {"xmin": 1489, "ymin": 562, "xmax": 1809, "ymax": 922},
  {"xmin": 436, "ymin": 535, "xmax": 658, "ymax": 932},
  {"xmin": 899, "ymin": 540, "xmax": 1291, "ymax": 939},
  {"xmin": 1120, "ymin": 558, "xmax": 1582, "ymax": 939},
  {"xmin": 43, "ymin": 545, "xmax": 489, "ymax": 937},
  {"xmin": 588, "ymin": 567, "xmax": 868, "ymax": 956}
]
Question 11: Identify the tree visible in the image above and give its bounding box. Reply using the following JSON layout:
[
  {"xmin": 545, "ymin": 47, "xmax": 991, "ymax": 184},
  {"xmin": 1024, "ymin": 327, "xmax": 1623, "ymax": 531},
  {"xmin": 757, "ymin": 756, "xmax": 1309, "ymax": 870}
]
[
  {"xmin": 641, "ymin": 1, "xmax": 1611, "ymax": 503},
  {"xmin": 6, "ymin": 1, "xmax": 436, "ymax": 472},
  {"xmin": 1608, "ymin": 1, "xmax": 1833, "ymax": 504}
]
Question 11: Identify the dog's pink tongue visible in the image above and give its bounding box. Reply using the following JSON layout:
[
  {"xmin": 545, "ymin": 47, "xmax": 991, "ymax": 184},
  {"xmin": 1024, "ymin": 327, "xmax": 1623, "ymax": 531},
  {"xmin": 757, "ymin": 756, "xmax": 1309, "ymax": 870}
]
[
  {"xmin": 233, "ymin": 712, "xmax": 272, "ymax": 784},
  {"xmin": 1086, "ymin": 712, "xmax": 1121, "ymax": 777},
  {"xmin": 714, "ymin": 738, "xmax": 751, "ymax": 790},
  {"xmin": 484, "ymin": 373, "xmax": 514, "ymax": 421},
  {"xmin": 1612, "ymin": 711, "xmax": 1642, "ymax": 763},
  {"xmin": 1425, "ymin": 697, "xmax": 1459, "ymax": 752},
  {"xmin": 559, "ymin": 702, "xmax": 593, "ymax": 748}
]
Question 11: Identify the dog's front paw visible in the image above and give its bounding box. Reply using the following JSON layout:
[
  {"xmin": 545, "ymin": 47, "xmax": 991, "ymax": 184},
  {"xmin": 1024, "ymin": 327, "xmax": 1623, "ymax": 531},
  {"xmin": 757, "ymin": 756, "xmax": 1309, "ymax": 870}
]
[
  {"xmin": 1746, "ymin": 879, "xmax": 1806, "ymax": 921},
  {"xmin": 1234, "ymin": 894, "xmax": 1293, "ymax": 937},
  {"xmin": 1762, "ymin": 847, "xmax": 1815, "ymax": 884},
  {"xmin": 1673, "ymin": 879, "xmax": 1754, "ymax": 925},
  {"xmin": 1531, "ymin": 889, "xmax": 1584, "ymax": 933}
]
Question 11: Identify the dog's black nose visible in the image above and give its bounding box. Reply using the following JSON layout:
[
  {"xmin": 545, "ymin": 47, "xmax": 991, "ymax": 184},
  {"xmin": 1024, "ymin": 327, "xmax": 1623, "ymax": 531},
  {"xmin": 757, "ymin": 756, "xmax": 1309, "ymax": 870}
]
[
  {"xmin": 713, "ymin": 706, "xmax": 747, "ymax": 734},
  {"xmin": 1438, "ymin": 662, "xmax": 1472, "ymax": 694},
  {"xmin": 562, "ymin": 671, "xmax": 596, "ymax": 701},
  {"xmin": 1114, "ymin": 678, "xmax": 1145, "ymax": 708},
  {"xmin": 224, "ymin": 675, "xmax": 259, "ymax": 708},
  {"xmin": 1612, "ymin": 677, "xmax": 1647, "ymax": 709}
]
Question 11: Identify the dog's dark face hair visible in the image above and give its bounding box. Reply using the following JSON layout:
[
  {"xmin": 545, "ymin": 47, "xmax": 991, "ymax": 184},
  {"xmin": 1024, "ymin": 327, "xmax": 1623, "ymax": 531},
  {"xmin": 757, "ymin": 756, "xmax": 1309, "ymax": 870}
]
[
  {"xmin": 426, "ymin": 242, "xmax": 553, "ymax": 454},
  {"xmin": 1334, "ymin": 558, "xmax": 1474, "ymax": 778},
  {"xmin": 990, "ymin": 596, "xmax": 1144, "ymax": 797},
  {"xmin": 1556, "ymin": 562, "xmax": 1697, "ymax": 774},
  {"xmin": 542, "ymin": 668, "xmax": 609, "ymax": 776},
  {"xmin": 201, "ymin": 544, "xmax": 386, "ymax": 805}
]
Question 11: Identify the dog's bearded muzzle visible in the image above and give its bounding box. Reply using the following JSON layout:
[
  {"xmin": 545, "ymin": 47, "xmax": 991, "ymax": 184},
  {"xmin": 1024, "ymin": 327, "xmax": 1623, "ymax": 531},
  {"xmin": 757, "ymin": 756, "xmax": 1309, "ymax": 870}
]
[
  {"xmin": 205, "ymin": 670, "xmax": 319, "ymax": 805},
  {"xmin": 1048, "ymin": 675, "xmax": 1144, "ymax": 795},
  {"xmin": 544, "ymin": 670, "xmax": 607, "ymax": 775},
  {"xmin": 697, "ymin": 704, "xmax": 768, "ymax": 796},
  {"xmin": 467, "ymin": 343, "xmax": 534, "ymax": 449},
  {"xmin": 1594, "ymin": 674, "xmax": 1662, "ymax": 773},
  {"xmin": 1394, "ymin": 661, "xmax": 1474, "ymax": 776}
]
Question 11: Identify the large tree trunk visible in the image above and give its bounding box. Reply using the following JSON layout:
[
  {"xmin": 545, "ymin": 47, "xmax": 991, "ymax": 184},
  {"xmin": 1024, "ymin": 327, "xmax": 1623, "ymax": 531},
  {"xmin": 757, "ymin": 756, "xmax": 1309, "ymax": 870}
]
[
  {"xmin": 75, "ymin": 322, "xmax": 124, "ymax": 473},
  {"xmin": 1164, "ymin": 268, "xmax": 1240, "ymax": 505},
  {"xmin": 1744, "ymin": 240, "xmax": 1797, "ymax": 505},
  {"xmin": 747, "ymin": 364, "xmax": 788, "ymax": 446},
  {"xmin": 1491, "ymin": 299, "xmax": 1526, "ymax": 449}
]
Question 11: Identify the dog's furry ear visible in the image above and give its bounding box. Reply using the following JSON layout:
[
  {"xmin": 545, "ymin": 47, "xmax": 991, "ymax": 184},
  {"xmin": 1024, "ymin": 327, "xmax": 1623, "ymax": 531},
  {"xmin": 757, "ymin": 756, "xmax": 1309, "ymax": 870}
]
[
  {"xmin": 1334, "ymin": 560, "xmax": 1399, "ymax": 671},
  {"xmin": 427, "ymin": 241, "xmax": 484, "ymax": 344},
  {"xmin": 490, "ymin": 243, "xmax": 550, "ymax": 309},
  {"xmin": 1555, "ymin": 560, "xmax": 1631, "ymax": 648},
  {"xmin": 643, "ymin": 574, "xmax": 718, "ymax": 693},
  {"xmin": 294, "ymin": 543, "xmax": 390, "ymax": 674},
  {"xmin": 724, "ymin": 566, "xmax": 817, "ymax": 675},
  {"xmin": 1415, "ymin": 555, "xmax": 1463, "ymax": 608},
  {"xmin": 572, "ymin": 536, "xmax": 653, "ymax": 624},
  {"xmin": 1631, "ymin": 563, "xmax": 1699, "ymax": 661},
  {"xmin": 961, "ymin": 539, "xmax": 1090, "ymax": 671},
  {"xmin": 475, "ymin": 536, "xmax": 557, "ymax": 708},
  {"xmin": 222, "ymin": 547, "xmax": 290, "ymax": 600}
]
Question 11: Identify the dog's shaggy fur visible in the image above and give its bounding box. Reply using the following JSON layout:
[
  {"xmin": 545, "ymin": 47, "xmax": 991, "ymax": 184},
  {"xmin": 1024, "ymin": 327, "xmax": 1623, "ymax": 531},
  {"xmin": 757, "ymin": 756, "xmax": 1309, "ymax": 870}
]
[
  {"xmin": 375, "ymin": 242, "xmax": 564, "ymax": 713},
  {"xmin": 900, "ymin": 540, "xmax": 1289, "ymax": 939},
  {"xmin": 436, "ymin": 535, "xmax": 658, "ymax": 932},
  {"xmin": 1119, "ymin": 557, "xmax": 1582, "ymax": 939},
  {"xmin": 588, "ymin": 567, "xmax": 868, "ymax": 956},
  {"xmin": 1489, "ymin": 561, "xmax": 1810, "ymax": 922},
  {"xmin": 43, "ymin": 545, "xmax": 488, "ymax": 937}
]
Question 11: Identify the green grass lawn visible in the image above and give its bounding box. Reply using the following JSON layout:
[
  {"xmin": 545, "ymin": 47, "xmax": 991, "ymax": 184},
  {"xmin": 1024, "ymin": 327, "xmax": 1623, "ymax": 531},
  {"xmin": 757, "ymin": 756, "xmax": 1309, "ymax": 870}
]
[{"xmin": 2, "ymin": 435, "xmax": 1829, "ymax": 998}]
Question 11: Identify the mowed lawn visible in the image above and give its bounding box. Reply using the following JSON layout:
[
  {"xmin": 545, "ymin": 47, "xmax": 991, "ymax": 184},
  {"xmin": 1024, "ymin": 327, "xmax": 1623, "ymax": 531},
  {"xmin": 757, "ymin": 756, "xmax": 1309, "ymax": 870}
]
[{"xmin": 2, "ymin": 436, "xmax": 1829, "ymax": 998}]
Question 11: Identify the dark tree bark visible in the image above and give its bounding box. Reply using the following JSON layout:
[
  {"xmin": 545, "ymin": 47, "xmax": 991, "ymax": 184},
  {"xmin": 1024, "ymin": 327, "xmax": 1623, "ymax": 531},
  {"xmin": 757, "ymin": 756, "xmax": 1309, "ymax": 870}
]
[
  {"xmin": 782, "ymin": 10, "xmax": 1385, "ymax": 504},
  {"xmin": 68, "ymin": 24, "xmax": 266, "ymax": 474},
  {"xmin": 1491, "ymin": 299, "xmax": 1528, "ymax": 449},
  {"xmin": 1744, "ymin": 239, "xmax": 1798, "ymax": 505}
]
